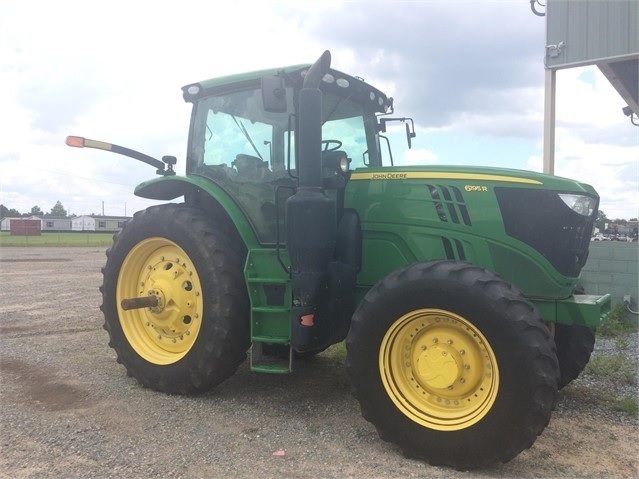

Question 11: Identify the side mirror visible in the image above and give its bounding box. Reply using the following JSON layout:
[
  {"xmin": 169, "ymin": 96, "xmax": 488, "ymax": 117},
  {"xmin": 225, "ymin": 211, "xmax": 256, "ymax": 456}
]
[
  {"xmin": 377, "ymin": 117, "xmax": 416, "ymax": 149},
  {"xmin": 405, "ymin": 121, "xmax": 416, "ymax": 149},
  {"xmin": 262, "ymin": 74, "xmax": 287, "ymax": 113}
]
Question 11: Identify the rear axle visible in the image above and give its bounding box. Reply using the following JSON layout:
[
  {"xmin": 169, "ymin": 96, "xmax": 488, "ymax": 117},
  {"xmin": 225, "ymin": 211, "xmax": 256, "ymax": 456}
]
[{"xmin": 121, "ymin": 296, "xmax": 159, "ymax": 310}]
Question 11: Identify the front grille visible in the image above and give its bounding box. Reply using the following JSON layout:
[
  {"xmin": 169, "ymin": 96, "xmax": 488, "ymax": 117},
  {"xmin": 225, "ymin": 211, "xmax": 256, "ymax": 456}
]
[{"xmin": 495, "ymin": 187, "xmax": 597, "ymax": 277}]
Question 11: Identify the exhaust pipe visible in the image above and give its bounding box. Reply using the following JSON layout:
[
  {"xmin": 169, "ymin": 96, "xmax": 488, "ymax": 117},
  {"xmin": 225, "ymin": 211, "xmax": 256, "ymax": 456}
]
[{"xmin": 286, "ymin": 50, "xmax": 336, "ymax": 351}]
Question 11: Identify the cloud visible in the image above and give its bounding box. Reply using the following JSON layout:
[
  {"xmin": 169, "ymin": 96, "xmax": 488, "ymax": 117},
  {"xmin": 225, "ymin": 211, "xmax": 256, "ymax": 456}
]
[
  {"xmin": 535, "ymin": 66, "xmax": 639, "ymax": 219},
  {"xmin": 305, "ymin": 2, "xmax": 545, "ymax": 128},
  {"xmin": 1, "ymin": 0, "xmax": 636, "ymax": 221}
]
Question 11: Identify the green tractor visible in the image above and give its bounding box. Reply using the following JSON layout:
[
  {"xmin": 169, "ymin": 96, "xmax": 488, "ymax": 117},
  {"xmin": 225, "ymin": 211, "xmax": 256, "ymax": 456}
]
[{"xmin": 66, "ymin": 51, "xmax": 610, "ymax": 469}]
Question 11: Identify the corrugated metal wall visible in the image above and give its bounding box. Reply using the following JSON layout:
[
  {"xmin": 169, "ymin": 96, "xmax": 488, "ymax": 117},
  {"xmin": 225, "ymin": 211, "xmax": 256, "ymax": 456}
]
[{"xmin": 546, "ymin": 0, "xmax": 638, "ymax": 68}]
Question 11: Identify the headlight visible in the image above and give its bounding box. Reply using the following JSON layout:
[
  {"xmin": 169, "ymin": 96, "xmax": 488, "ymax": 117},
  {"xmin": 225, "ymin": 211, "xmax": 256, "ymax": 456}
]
[{"xmin": 558, "ymin": 193, "xmax": 597, "ymax": 216}]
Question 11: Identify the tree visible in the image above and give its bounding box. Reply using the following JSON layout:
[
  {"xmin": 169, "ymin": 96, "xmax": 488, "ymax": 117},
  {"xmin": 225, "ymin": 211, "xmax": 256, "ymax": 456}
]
[
  {"xmin": 595, "ymin": 210, "xmax": 608, "ymax": 232},
  {"xmin": 29, "ymin": 205, "xmax": 43, "ymax": 218},
  {"xmin": 0, "ymin": 205, "xmax": 20, "ymax": 218},
  {"xmin": 0, "ymin": 205, "xmax": 22, "ymax": 217},
  {"xmin": 49, "ymin": 201, "xmax": 67, "ymax": 218}
]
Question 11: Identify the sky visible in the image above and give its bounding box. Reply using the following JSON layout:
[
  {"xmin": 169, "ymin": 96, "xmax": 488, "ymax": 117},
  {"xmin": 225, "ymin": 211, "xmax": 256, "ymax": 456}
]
[{"xmin": 1, "ymin": 0, "xmax": 637, "ymax": 220}]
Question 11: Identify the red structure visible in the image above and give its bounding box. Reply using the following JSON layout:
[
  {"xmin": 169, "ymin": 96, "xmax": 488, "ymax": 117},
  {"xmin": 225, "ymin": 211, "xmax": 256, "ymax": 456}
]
[{"xmin": 10, "ymin": 219, "xmax": 41, "ymax": 236}]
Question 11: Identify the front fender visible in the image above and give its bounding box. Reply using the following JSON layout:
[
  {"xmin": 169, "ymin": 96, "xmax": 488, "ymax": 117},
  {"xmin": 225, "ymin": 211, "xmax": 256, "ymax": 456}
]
[{"xmin": 135, "ymin": 175, "xmax": 260, "ymax": 248}]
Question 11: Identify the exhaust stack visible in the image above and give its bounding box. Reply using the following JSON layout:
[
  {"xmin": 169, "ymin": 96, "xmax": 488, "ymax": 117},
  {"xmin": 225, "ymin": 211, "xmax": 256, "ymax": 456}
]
[{"xmin": 286, "ymin": 51, "xmax": 336, "ymax": 351}]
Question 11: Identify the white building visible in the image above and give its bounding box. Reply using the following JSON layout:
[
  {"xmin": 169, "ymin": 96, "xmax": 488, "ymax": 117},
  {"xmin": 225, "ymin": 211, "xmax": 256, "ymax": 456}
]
[{"xmin": 72, "ymin": 215, "xmax": 96, "ymax": 231}]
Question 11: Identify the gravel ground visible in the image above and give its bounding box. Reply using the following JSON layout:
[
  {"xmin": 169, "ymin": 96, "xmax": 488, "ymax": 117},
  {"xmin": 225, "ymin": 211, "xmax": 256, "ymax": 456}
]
[{"xmin": 0, "ymin": 247, "xmax": 637, "ymax": 479}]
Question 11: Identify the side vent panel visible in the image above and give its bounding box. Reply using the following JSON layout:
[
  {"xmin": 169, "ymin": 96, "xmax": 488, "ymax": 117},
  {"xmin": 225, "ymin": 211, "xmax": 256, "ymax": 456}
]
[
  {"xmin": 427, "ymin": 184, "xmax": 472, "ymax": 226},
  {"xmin": 441, "ymin": 237, "xmax": 467, "ymax": 260}
]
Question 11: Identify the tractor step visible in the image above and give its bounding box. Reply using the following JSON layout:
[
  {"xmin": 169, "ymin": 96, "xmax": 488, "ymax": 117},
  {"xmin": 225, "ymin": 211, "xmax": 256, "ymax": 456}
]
[
  {"xmin": 244, "ymin": 248, "xmax": 292, "ymax": 374},
  {"xmin": 249, "ymin": 341, "xmax": 292, "ymax": 373}
]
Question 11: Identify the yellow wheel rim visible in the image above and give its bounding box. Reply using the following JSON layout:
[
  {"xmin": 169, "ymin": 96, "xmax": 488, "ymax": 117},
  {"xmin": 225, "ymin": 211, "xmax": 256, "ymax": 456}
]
[
  {"xmin": 116, "ymin": 237, "xmax": 203, "ymax": 365},
  {"xmin": 379, "ymin": 309, "xmax": 499, "ymax": 431}
]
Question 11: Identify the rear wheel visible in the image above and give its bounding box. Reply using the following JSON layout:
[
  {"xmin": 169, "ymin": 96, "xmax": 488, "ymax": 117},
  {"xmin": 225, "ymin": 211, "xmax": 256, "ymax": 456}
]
[
  {"xmin": 101, "ymin": 204, "xmax": 249, "ymax": 394},
  {"xmin": 346, "ymin": 261, "xmax": 559, "ymax": 470}
]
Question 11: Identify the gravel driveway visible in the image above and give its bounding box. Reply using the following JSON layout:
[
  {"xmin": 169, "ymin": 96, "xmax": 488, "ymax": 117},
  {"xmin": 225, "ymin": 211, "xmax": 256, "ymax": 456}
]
[{"xmin": 0, "ymin": 247, "xmax": 637, "ymax": 478}]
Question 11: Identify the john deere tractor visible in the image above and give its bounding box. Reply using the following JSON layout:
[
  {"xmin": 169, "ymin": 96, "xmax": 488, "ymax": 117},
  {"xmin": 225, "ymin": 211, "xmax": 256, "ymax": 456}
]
[{"xmin": 66, "ymin": 51, "xmax": 610, "ymax": 469}]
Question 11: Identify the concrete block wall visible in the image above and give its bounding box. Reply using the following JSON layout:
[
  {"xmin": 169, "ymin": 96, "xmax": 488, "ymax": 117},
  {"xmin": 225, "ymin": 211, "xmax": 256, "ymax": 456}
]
[{"xmin": 579, "ymin": 242, "xmax": 638, "ymax": 310}]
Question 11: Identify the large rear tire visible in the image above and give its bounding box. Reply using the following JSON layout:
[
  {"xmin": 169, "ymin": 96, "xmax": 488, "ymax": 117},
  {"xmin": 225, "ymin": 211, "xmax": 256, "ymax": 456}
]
[
  {"xmin": 101, "ymin": 204, "xmax": 249, "ymax": 394},
  {"xmin": 346, "ymin": 261, "xmax": 559, "ymax": 470}
]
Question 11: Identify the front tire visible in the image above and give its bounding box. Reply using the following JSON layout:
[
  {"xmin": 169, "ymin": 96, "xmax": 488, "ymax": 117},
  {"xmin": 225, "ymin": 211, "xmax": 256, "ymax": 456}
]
[
  {"xmin": 101, "ymin": 204, "xmax": 249, "ymax": 394},
  {"xmin": 554, "ymin": 323, "xmax": 595, "ymax": 389},
  {"xmin": 346, "ymin": 261, "xmax": 559, "ymax": 470},
  {"xmin": 553, "ymin": 284, "xmax": 595, "ymax": 389}
]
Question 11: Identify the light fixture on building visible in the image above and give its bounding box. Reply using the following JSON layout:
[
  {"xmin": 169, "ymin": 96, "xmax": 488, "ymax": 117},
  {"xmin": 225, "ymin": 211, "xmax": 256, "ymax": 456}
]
[{"xmin": 622, "ymin": 106, "xmax": 639, "ymax": 126}]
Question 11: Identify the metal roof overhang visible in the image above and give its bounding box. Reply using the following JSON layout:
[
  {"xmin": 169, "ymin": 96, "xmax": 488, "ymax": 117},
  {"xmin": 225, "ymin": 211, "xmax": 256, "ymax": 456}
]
[{"xmin": 597, "ymin": 55, "xmax": 639, "ymax": 116}]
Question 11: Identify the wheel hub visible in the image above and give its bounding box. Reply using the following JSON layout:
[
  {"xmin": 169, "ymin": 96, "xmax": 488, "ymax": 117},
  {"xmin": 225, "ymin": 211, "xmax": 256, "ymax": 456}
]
[
  {"xmin": 117, "ymin": 239, "xmax": 203, "ymax": 365},
  {"xmin": 379, "ymin": 308, "xmax": 499, "ymax": 431},
  {"xmin": 146, "ymin": 288, "xmax": 165, "ymax": 314},
  {"xmin": 141, "ymin": 260, "xmax": 198, "ymax": 341},
  {"xmin": 417, "ymin": 344, "xmax": 463, "ymax": 389}
]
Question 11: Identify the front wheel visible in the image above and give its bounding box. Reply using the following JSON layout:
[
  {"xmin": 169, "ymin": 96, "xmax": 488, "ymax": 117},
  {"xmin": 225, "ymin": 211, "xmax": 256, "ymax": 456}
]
[
  {"xmin": 101, "ymin": 204, "xmax": 250, "ymax": 394},
  {"xmin": 553, "ymin": 284, "xmax": 596, "ymax": 389},
  {"xmin": 554, "ymin": 323, "xmax": 595, "ymax": 389},
  {"xmin": 346, "ymin": 261, "xmax": 559, "ymax": 470}
]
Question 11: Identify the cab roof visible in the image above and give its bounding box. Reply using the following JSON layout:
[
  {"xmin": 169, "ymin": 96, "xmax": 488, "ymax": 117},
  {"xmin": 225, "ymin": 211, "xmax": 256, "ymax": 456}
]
[{"xmin": 181, "ymin": 64, "xmax": 393, "ymax": 114}]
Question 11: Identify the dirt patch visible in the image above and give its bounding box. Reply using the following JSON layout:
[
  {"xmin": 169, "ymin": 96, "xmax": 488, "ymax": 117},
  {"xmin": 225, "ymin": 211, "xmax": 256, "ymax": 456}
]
[{"xmin": 0, "ymin": 357, "xmax": 91, "ymax": 412}]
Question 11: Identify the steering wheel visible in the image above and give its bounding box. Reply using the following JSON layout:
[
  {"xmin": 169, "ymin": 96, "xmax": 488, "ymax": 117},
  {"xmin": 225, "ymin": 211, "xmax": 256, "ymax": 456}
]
[{"xmin": 321, "ymin": 140, "xmax": 342, "ymax": 152}]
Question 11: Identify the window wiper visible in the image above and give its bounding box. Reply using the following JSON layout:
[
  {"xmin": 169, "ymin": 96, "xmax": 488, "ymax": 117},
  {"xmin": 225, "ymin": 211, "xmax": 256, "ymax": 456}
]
[
  {"xmin": 231, "ymin": 115, "xmax": 264, "ymax": 160},
  {"xmin": 322, "ymin": 92, "xmax": 354, "ymax": 125}
]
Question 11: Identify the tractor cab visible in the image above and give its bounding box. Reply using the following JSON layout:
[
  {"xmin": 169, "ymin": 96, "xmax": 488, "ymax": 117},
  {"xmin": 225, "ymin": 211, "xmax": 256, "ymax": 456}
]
[{"xmin": 182, "ymin": 64, "xmax": 399, "ymax": 244}]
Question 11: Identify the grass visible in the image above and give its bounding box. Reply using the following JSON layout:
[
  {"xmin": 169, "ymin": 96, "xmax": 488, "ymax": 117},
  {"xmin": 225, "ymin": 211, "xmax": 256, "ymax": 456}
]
[
  {"xmin": 612, "ymin": 396, "xmax": 639, "ymax": 417},
  {"xmin": 580, "ymin": 304, "xmax": 639, "ymax": 417},
  {"xmin": 586, "ymin": 352, "xmax": 637, "ymax": 385},
  {"xmin": 0, "ymin": 231, "xmax": 114, "ymax": 247},
  {"xmin": 598, "ymin": 303, "xmax": 639, "ymax": 337},
  {"xmin": 566, "ymin": 384, "xmax": 638, "ymax": 418},
  {"xmin": 325, "ymin": 341, "xmax": 347, "ymax": 363}
]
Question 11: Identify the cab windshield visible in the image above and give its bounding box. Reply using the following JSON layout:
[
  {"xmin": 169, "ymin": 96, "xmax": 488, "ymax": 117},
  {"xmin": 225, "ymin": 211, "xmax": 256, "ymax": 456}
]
[{"xmin": 187, "ymin": 85, "xmax": 380, "ymax": 243}]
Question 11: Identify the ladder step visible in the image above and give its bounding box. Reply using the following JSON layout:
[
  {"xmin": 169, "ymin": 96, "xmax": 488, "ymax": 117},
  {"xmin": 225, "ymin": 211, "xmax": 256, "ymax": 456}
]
[
  {"xmin": 251, "ymin": 363, "xmax": 291, "ymax": 374},
  {"xmin": 252, "ymin": 306, "xmax": 289, "ymax": 314},
  {"xmin": 245, "ymin": 249, "xmax": 292, "ymax": 356},
  {"xmin": 251, "ymin": 335, "xmax": 289, "ymax": 344},
  {"xmin": 250, "ymin": 341, "xmax": 292, "ymax": 374},
  {"xmin": 247, "ymin": 277, "xmax": 289, "ymax": 284}
]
